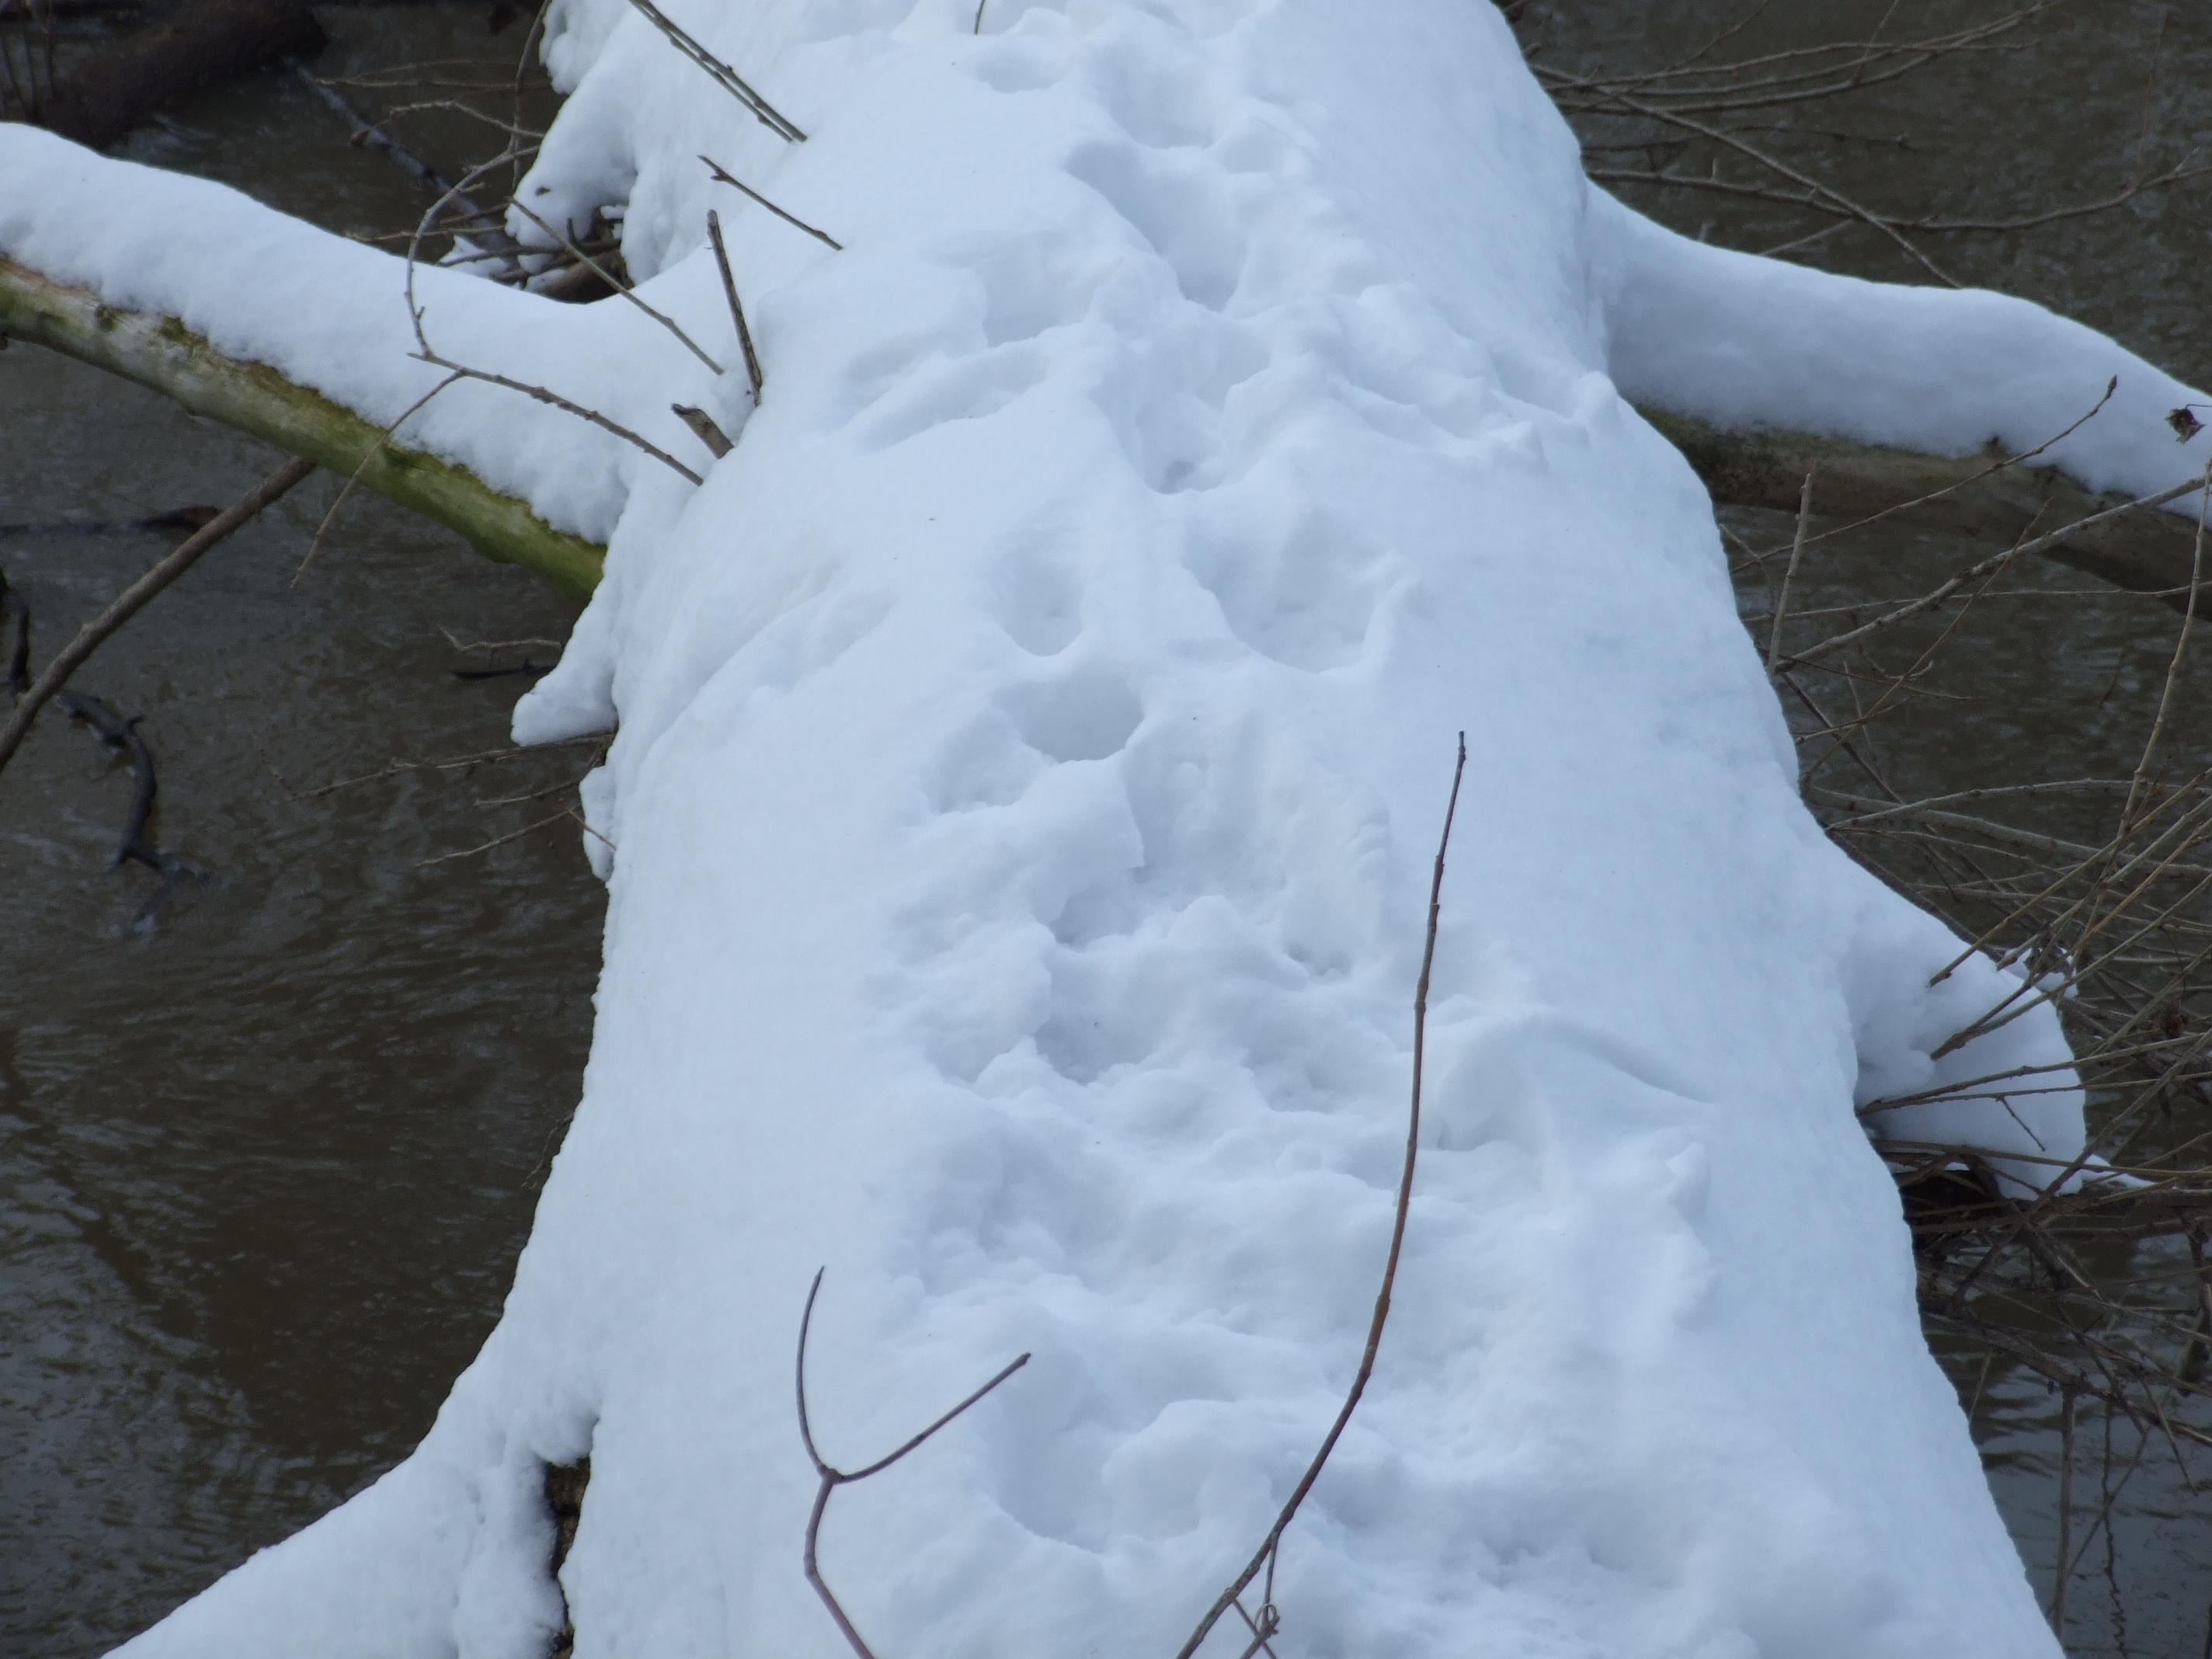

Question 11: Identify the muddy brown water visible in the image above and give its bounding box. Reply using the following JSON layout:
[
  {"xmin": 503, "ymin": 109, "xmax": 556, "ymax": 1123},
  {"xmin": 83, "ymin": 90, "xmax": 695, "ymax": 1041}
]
[
  {"xmin": 5, "ymin": 3, "xmax": 2212, "ymax": 1654},
  {"xmin": 1, "ymin": 10, "xmax": 600, "ymax": 1653}
]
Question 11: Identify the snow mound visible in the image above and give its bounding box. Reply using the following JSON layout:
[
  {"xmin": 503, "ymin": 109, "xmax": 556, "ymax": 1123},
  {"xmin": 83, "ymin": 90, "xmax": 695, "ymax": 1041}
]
[{"xmin": 5, "ymin": 1, "xmax": 2202, "ymax": 1655}]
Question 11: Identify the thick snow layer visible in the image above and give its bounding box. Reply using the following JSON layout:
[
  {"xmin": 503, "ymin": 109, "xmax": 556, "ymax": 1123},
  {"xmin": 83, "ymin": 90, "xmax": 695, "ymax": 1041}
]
[{"xmin": 8, "ymin": 2, "xmax": 2208, "ymax": 1656}]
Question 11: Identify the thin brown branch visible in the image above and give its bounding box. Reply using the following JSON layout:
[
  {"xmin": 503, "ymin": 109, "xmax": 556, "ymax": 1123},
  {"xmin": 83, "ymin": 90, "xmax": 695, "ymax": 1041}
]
[
  {"xmin": 624, "ymin": 0, "xmax": 803, "ymax": 141},
  {"xmin": 701, "ymin": 154, "xmax": 843, "ymax": 249}
]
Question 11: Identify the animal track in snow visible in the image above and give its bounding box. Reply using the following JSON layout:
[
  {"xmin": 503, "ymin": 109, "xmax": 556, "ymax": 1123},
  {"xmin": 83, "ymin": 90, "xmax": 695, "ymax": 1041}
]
[
  {"xmin": 853, "ymin": 343, "xmax": 1050, "ymax": 451},
  {"xmin": 967, "ymin": 235, "xmax": 1114, "ymax": 348},
  {"xmin": 1065, "ymin": 143, "xmax": 1245, "ymax": 313},
  {"xmin": 989, "ymin": 547, "xmax": 1083, "ymax": 656},
  {"xmin": 928, "ymin": 709, "xmax": 1049, "ymax": 812},
  {"xmin": 1184, "ymin": 499, "xmax": 1400, "ymax": 672},
  {"xmin": 999, "ymin": 666, "xmax": 1143, "ymax": 763},
  {"xmin": 1084, "ymin": 33, "xmax": 1219, "ymax": 151}
]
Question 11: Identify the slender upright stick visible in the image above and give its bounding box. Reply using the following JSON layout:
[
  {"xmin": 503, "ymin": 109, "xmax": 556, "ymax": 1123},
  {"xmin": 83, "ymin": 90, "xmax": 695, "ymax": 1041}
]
[
  {"xmin": 1766, "ymin": 468, "xmax": 1813, "ymax": 673},
  {"xmin": 708, "ymin": 210, "xmax": 764, "ymax": 402},
  {"xmin": 2050, "ymin": 1382, "xmax": 2078, "ymax": 1636}
]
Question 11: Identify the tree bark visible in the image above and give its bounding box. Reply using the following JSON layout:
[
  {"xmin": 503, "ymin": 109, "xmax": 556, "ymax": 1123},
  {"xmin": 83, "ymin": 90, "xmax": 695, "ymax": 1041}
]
[{"xmin": 26, "ymin": 0, "xmax": 324, "ymax": 151}]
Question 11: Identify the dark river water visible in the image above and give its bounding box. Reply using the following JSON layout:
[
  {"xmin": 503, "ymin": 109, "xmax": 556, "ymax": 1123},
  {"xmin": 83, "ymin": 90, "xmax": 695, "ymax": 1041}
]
[
  {"xmin": 4, "ymin": 2, "xmax": 2210, "ymax": 1654},
  {"xmin": 1, "ymin": 9, "xmax": 601, "ymax": 1652}
]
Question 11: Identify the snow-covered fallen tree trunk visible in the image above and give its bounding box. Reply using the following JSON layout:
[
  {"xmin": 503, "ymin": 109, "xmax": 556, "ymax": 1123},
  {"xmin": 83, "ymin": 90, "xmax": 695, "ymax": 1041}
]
[
  {"xmin": 13, "ymin": 4, "xmax": 2212, "ymax": 1657},
  {"xmin": 9, "ymin": 252, "xmax": 2205, "ymax": 608}
]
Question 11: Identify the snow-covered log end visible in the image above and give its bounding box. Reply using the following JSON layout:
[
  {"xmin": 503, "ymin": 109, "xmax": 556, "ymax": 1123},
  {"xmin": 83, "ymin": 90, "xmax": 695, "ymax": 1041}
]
[{"xmin": 48, "ymin": 0, "xmax": 2212, "ymax": 1656}]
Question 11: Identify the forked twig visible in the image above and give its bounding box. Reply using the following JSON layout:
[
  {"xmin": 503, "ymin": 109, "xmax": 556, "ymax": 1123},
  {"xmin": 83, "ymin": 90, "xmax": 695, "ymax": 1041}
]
[
  {"xmin": 1174, "ymin": 732, "xmax": 1469, "ymax": 1659},
  {"xmin": 795, "ymin": 1268, "xmax": 1031, "ymax": 1659}
]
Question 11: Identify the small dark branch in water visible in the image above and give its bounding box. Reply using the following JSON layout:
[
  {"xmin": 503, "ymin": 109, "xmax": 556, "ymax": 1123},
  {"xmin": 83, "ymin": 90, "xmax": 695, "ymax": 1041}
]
[
  {"xmin": 54, "ymin": 689, "xmax": 203, "ymax": 927},
  {"xmin": 287, "ymin": 58, "xmax": 525, "ymax": 279},
  {"xmin": 1, "ymin": 567, "xmax": 28, "ymax": 699},
  {"xmin": 0, "ymin": 505, "xmax": 221, "ymax": 537},
  {"xmin": 55, "ymin": 690, "xmax": 161, "ymax": 870},
  {"xmin": 795, "ymin": 1268, "xmax": 1031, "ymax": 1659},
  {"xmin": 0, "ymin": 454, "xmax": 317, "ymax": 780},
  {"xmin": 451, "ymin": 657, "xmax": 554, "ymax": 680}
]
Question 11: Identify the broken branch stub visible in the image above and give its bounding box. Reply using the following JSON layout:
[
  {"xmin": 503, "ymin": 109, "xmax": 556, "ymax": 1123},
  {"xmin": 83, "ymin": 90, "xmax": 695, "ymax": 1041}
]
[{"xmin": 0, "ymin": 255, "xmax": 605, "ymax": 598}]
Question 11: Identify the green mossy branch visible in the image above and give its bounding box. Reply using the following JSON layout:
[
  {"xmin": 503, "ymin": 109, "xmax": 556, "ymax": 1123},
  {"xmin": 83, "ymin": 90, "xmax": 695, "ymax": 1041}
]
[{"xmin": 0, "ymin": 255, "xmax": 604, "ymax": 600}]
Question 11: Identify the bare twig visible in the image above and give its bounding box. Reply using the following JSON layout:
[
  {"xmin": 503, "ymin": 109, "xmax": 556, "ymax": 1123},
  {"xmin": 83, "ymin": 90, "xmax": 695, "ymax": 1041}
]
[
  {"xmin": 294, "ymin": 372, "xmax": 462, "ymax": 586},
  {"xmin": 1766, "ymin": 468, "xmax": 1813, "ymax": 672},
  {"xmin": 623, "ymin": 0, "xmax": 804, "ymax": 141},
  {"xmin": 509, "ymin": 198, "xmax": 725, "ymax": 373},
  {"xmin": 409, "ymin": 349, "xmax": 704, "ymax": 485},
  {"xmin": 259, "ymin": 732, "xmax": 607, "ymax": 801},
  {"xmin": 1785, "ymin": 476, "xmax": 2206, "ymax": 669},
  {"xmin": 416, "ymin": 804, "xmax": 572, "ymax": 867},
  {"xmin": 701, "ymin": 154, "xmax": 842, "ymax": 249}
]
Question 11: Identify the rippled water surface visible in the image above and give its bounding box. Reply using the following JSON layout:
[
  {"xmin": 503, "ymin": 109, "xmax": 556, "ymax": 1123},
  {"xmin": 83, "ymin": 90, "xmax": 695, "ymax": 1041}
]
[
  {"xmin": 6, "ymin": 2, "xmax": 2212, "ymax": 1654},
  {"xmin": 2, "ymin": 11, "xmax": 601, "ymax": 1652}
]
